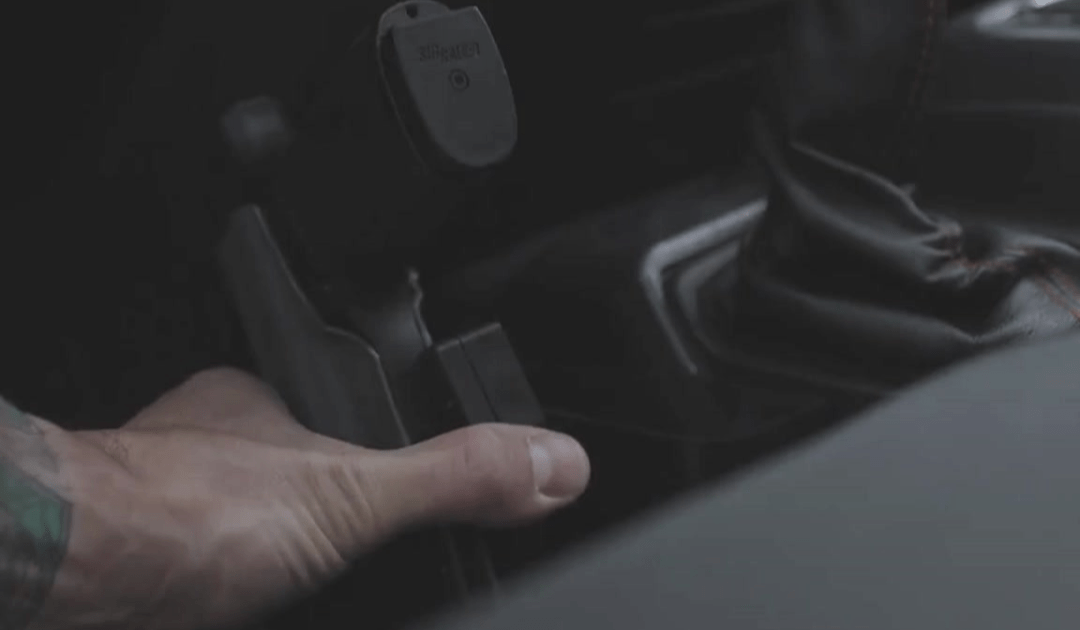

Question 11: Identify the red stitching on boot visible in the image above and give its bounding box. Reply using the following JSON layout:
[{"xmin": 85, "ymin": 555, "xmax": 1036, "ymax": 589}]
[
  {"xmin": 945, "ymin": 242, "xmax": 1026, "ymax": 273},
  {"xmin": 1035, "ymin": 275, "xmax": 1080, "ymax": 323},
  {"xmin": 896, "ymin": 0, "xmax": 947, "ymax": 172},
  {"xmin": 950, "ymin": 257, "xmax": 1018, "ymax": 272},
  {"xmin": 908, "ymin": 0, "xmax": 940, "ymax": 110},
  {"xmin": 1049, "ymin": 267, "xmax": 1080, "ymax": 305}
]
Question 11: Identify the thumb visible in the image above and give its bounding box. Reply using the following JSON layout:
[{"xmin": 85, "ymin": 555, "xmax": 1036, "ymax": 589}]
[{"xmin": 355, "ymin": 424, "xmax": 590, "ymax": 533}]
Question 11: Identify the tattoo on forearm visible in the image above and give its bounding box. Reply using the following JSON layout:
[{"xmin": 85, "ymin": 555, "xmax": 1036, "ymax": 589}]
[{"xmin": 0, "ymin": 397, "xmax": 72, "ymax": 630}]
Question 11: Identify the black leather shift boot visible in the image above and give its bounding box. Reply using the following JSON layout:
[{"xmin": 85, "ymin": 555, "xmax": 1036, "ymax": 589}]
[{"xmin": 701, "ymin": 0, "xmax": 1080, "ymax": 388}]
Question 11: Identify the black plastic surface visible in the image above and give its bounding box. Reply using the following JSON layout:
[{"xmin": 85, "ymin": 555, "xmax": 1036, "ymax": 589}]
[
  {"xmin": 429, "ymin": 175, "xmax": 866, "ymax": 441},
  {"xmin": 220, "ymin": 96, "xmax": 295, "ymax": 170},
  {"xmin": 219, "ymin": 205, "xmax": 407, "ymax": 449},
  {"xmin": 219, "ymin": 205, "xmax": 573, "ymax": 627},
  {"xmin": 922, "ymin": 0, "xmax": 1080, "ymax": 214},
  {"xmin": 378, "ymin": 2, "xmax": 517, "ymax": 171},
  {"xmin": 979, "ymin": 0, "xmax": 1080, "ymax": 41},
  {"xmin": 416, "ymin": 323, "xmax": 546, "ymax": 441},
  {"xmin": 220, "ymin": 205, "xmax": 504, "ymax": 628},
  {"xmin": 454, "ymin": 324, "xmax": 545, "ymax": 427},
  {"xmin": 929, "ymin": 0, "xmax": 1079, "ymax": 113},
  {"xmin": 426, "ymin": 332, "xmax": 1080, "ymax": 630}
]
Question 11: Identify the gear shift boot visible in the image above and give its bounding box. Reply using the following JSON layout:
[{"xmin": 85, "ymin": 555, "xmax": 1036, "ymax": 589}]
[
  {"xmin": 693, "ymin": 0, "xmax": 1080, "ymax": 396},
  {"xmin": 694, "ymin": 119, "xmax": 1080, "ymax": 393}
]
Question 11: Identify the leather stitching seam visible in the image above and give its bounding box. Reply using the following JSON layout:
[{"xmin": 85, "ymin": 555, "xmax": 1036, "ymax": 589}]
[
  {"xmin": 1049, "ymin": 266, "xmax": 1080, "ymax": 309},
  {"xmin": 1034, "ymin": 274, "xmax": 1080, "ymax": 323},
  {"xmin": 897, "ymin": 0, "xmax": 945, "ymax": 172},
  {"xmin": 1017, "ymin": 246, "xmax": 1080, "ymax": 324},
  {"xmin": 907, "ymin": 0, "xmax": 940, "ymax": 112}
]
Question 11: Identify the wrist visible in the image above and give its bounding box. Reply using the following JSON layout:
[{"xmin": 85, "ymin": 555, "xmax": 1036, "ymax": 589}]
[{"xmin": 27, "ymin": 429, "xmax": 203, "ymax": 630}]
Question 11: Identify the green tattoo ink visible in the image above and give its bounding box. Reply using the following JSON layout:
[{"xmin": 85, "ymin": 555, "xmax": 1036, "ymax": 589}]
[{"xmin": 1, "ymin": 396, "xmax": 72, "ymax": 630}]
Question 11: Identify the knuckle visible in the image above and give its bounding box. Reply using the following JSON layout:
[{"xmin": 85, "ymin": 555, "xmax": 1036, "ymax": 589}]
[{"xmin": 182, "ymin": 367, "xmax": 287, "ymax": 416}]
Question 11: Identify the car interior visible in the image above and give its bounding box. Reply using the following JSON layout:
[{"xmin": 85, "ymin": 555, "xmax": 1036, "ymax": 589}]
[{"xmin": 3, "ymin": 0, "xmax": 1078, "ymax": 628}]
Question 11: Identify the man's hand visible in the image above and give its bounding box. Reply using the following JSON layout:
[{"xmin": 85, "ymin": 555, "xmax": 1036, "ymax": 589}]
[{"xmin": 10, "ymin": 368, "xmax": 590, "ymax": 630}]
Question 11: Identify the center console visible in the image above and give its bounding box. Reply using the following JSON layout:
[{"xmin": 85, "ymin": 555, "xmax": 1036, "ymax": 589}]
[
  {"xmin": 213, "ymin": 4, "xmax": 786, "ymax": 629},
  {"xmin": 194, "ymin": 0, "xmax": 1080, "ymax": 628}
]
